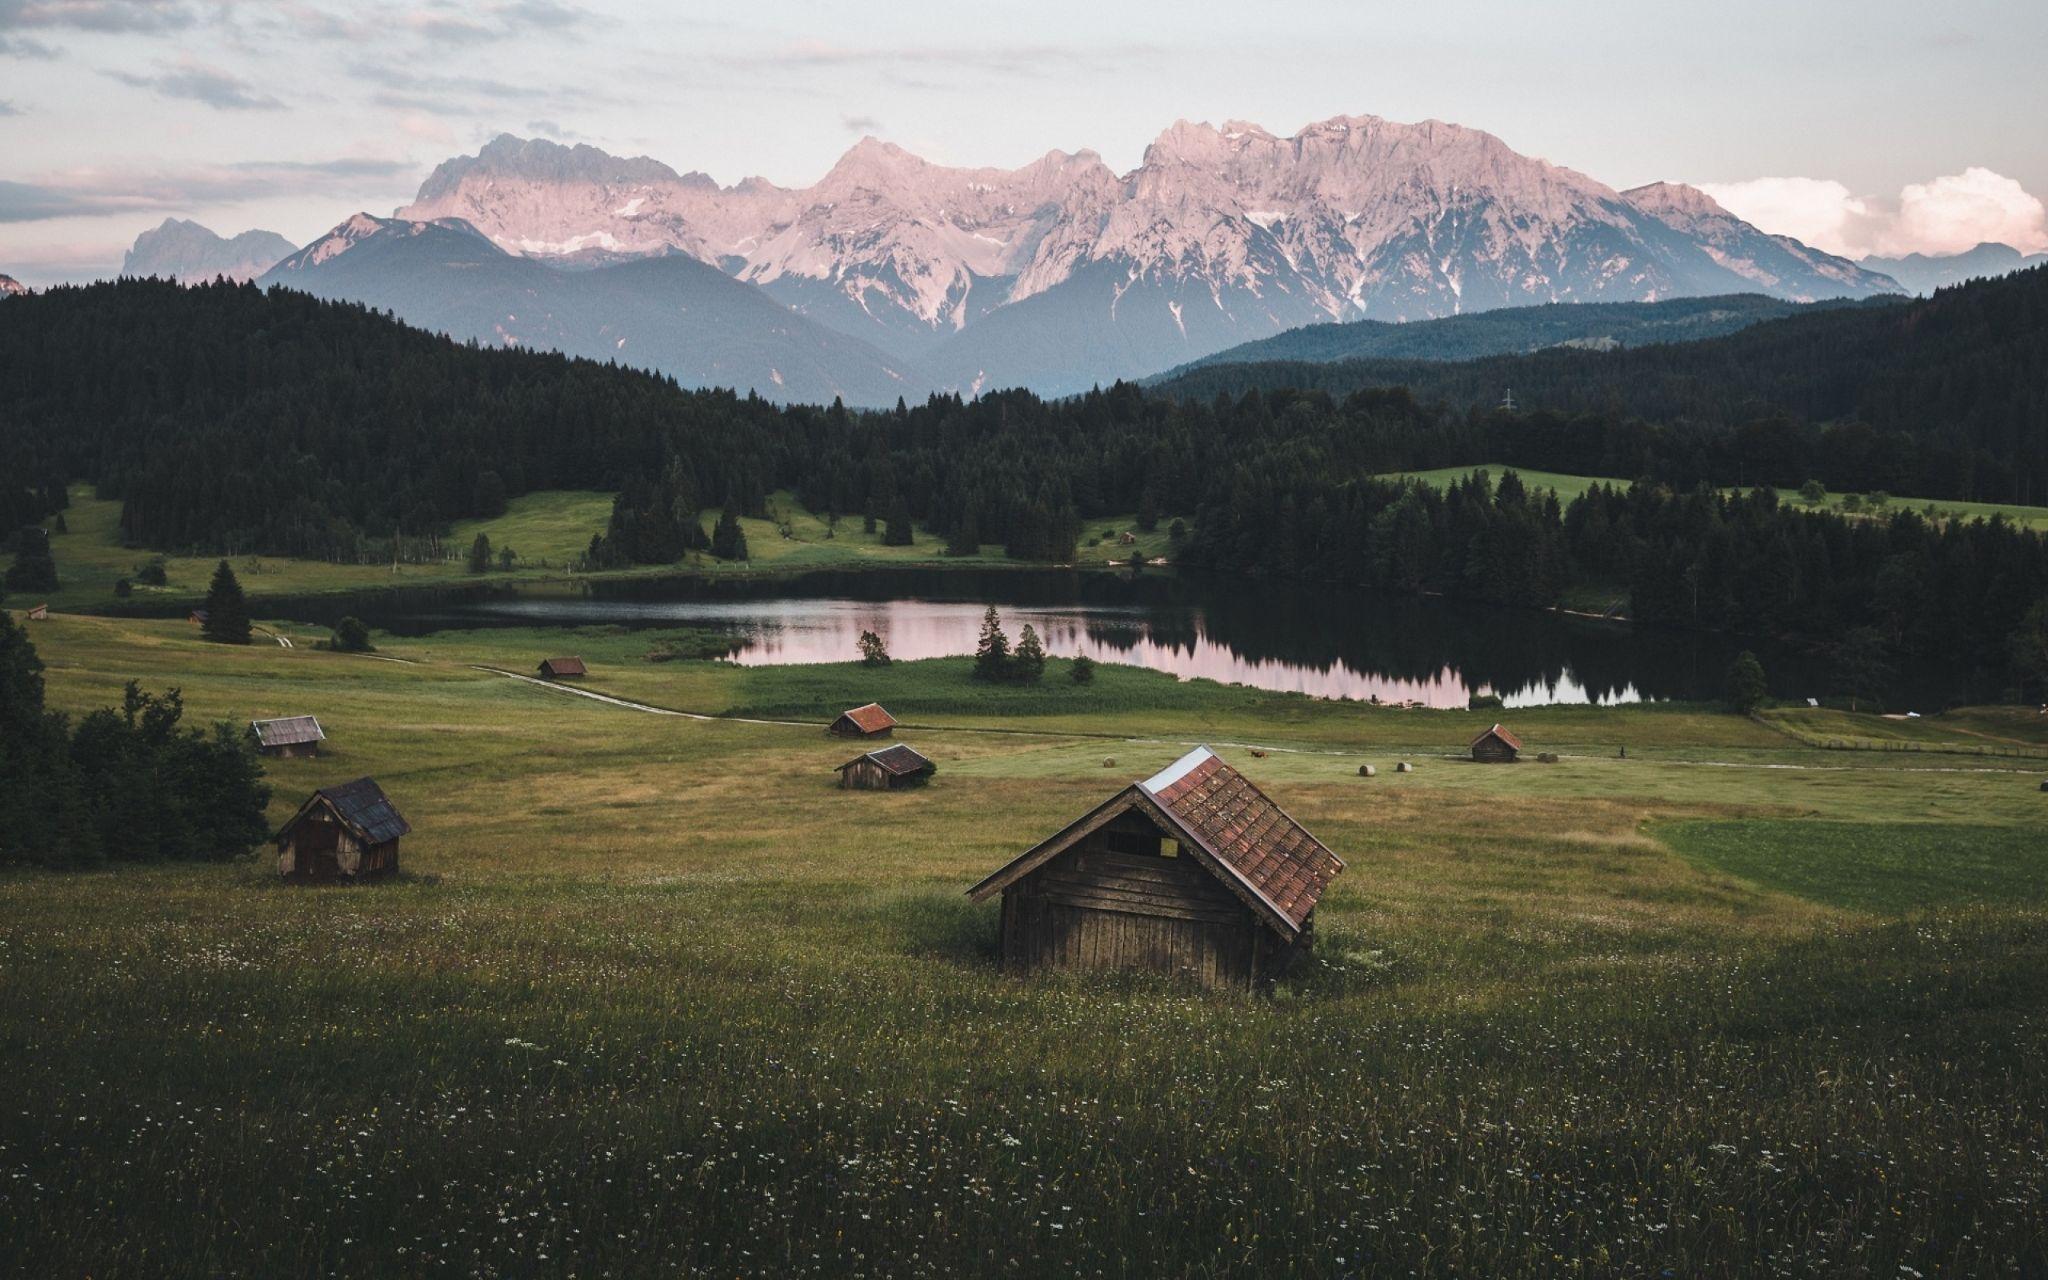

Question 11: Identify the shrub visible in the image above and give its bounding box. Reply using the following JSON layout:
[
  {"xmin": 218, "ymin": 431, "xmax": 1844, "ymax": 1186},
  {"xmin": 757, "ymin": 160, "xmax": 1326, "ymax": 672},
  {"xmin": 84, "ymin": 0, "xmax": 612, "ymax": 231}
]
[
  {"xmin": 857, "ymin": 629, "xmax": 891, "ymax": 666},
  {"xmin": 1070, "ymin": 654, "xmax": 1097, "ymax": 684},
  {"xmin": 1725, "ymin": 650, "xmax": 1768, "ymax": 714},
  {"xmin": 331, "ymin": 616, "xmax": 374, "ymax": 653}
]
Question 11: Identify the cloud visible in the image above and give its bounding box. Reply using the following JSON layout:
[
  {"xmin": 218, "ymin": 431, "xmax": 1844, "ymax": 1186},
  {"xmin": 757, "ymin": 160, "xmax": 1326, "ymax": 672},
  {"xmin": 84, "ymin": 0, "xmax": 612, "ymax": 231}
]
[
  {"xmin": 1, "ymin": 154, "xmax": 419, "ymax": 222},
  {"xmin": 841, "ymin": 114, "xmax": 881, "ymax": 135},
  {"xmin": 1701, "ymin": 168, "xmax": 2048, "ymax": 259},
  {"xmin": 396, "ymin": 111, "xmax": 456, "ymax": 146},
  {"xmin": 0, "ymin": 0, "xmax": 199, "ymax": 34},
  {"xmin": 711, "ymin": 38, "xmax": 1163, "ymax": 86},
  {"xmin": 105, "ymin": 56, "xmax": 282, "ymax": 109},
  {"xmin": 0, "ymin": 31, "xmax": 59, "ymax": 55},
  {"xmin": 398, "ymin": 0, "xmax": 587, "ymax": 44}
]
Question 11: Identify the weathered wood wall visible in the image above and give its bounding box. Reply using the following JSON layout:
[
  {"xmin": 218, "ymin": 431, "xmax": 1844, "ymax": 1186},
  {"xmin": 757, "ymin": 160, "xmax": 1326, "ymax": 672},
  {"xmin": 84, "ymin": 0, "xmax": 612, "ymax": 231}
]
[
  {"xmin": 998, "ymin": 830, "xmax": 1269, "ymax": 989},
  {"xmin": 839, "ymin": 759, "xmax": 888, "ymax": 789},
  {"xmin": 1472, "ymin": 738, "xmax": 1518, "ymax": 763}
]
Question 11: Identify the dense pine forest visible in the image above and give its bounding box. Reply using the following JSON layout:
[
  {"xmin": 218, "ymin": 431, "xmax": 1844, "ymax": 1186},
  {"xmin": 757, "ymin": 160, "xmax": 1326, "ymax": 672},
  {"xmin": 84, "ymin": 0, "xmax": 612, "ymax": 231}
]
[
  {"xmin": 1157, "ymin": 265, "xmax": 2048, "ymax": 505},
  {"xmin": 3, "ymin": 276, "xmax": 2047, "ymax": 698}
]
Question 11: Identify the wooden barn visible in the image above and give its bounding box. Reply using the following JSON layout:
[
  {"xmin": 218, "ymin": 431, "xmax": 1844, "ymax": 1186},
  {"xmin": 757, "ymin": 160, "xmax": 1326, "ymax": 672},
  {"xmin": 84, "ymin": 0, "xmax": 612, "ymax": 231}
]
[
  {"xmin": 1470, "ymin": 723, "xmax": 1522, "ymax": 763},
  {"xmin": 828, "ymin": 702, "xmax": 897, "ymax": 739},
  {"xmin": 967, "ymin": 746, "xmax": 1343, "ymax": 990},
  {"xmin": 275, "ymin": 777, "xmax": 410, "ymax": 881},
  {"xmin": 837, "ymin": 743, "xmax": 936, "ymax": 790},
  {"xmin": 26, "ymin": 604, "xmax": 48, "ymax": 620},
  {"xmin": 249, "ymin": 715, "xmax": 326, "ymax": 758},
  {"xmin": 188, "ymin": 608, "xmax": 208, "ymax": 626},
  {"xmin": 537, "ymin": 656, "xmax": 587, "ymax": 680}
]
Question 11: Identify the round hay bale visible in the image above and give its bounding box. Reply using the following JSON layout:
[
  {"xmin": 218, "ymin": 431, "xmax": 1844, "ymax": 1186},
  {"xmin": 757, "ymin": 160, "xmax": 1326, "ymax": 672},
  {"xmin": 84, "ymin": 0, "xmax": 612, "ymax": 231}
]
[
  {"xmin": 1395, "ymin": 760, "xmax": 1413, "ymax": 773},
  {"xmin": 1102, "ymin": 756, "xmax": 1117, "ymax": 768},
  {"xmin": 2039, "ymin": 778, "xmax": 2048, "ymax": 792},
  {"xmin": 1537, "ymin": 752, "xmax": 1559, "ymax": 764},
  {"xmin": 1358, "ymin": 763, "xmax": 1376, "ymax": 777}
]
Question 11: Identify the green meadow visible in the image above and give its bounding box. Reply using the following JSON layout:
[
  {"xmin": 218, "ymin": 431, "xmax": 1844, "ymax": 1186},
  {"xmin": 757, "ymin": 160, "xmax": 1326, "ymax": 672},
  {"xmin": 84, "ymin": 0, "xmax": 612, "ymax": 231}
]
[
  {"xmin": 20, "ymin": 485, "xmax": 1180, "ymax": 615},
  {"xmin": 2, "ymin": 610, "xmax": 2045, "ymax": 1276}
]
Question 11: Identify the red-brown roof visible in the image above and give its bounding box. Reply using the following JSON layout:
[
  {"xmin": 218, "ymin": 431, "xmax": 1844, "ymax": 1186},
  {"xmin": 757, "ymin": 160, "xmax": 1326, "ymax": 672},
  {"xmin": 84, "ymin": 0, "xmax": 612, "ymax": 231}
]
[
  {"xmin": 837, "ymin": 703, "xmax": 897, "ymax": 733},
  {"xmin": 967, "ymin": 746, "xmax": 1343, "ymax": 939},
  {"xmin": 540, "ymin": 656, "xmax": 587, "ymax": 676},
  {"xmin": 839, "ymin": 743, "xmax": 934, "ymax": 777},
  {"xmin": 1471, "ymin": 723, "xmax": 1522, "ymax": 750}
]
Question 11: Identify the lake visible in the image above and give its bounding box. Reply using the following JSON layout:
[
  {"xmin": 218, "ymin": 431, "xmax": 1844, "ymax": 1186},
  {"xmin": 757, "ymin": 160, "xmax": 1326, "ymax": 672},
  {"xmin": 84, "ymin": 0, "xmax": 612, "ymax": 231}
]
[{"xmin": 304, "ymin": 567, "xmax": 1896, "ymax": 709}]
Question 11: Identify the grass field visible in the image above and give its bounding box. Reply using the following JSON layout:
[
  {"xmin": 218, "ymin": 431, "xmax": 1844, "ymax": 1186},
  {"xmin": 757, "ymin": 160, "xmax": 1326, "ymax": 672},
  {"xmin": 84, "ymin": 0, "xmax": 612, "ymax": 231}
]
[
  {"xmin": 1383, "ymin": 464, "xmax": 2048, "ymax": 530},
  {"xmin": 11, "ymin": 486, "xmax": 1183, "ymax": 615},
  {"xmin": 3, "ymin": 609, "xmax": 2045, "ymax": 1276}
]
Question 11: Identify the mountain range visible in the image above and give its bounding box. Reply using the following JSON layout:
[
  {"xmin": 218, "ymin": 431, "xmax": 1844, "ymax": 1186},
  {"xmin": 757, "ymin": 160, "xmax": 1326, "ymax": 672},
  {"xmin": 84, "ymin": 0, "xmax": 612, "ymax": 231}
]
[
  {"xmin": 0, "ymin": 274, "xmax": 26, "ymax": 298},
  {"xmin": 122, "ymin": 218, "xmax": 297, "ymax": 283},
  {"xmin": 242, "ymin": 116, "xmax": 1899, "ymax": 401},
  {"xmin": 1859, "ymin": 242, "xmax": 2048, "ymax": 295}
]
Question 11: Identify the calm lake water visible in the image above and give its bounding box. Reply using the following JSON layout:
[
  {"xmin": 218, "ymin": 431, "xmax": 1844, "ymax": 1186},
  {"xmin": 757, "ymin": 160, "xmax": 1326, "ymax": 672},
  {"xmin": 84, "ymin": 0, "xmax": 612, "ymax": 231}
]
[{"xmin": 310, "ymin": 567, "xmax": 1901, "ymax": 709}]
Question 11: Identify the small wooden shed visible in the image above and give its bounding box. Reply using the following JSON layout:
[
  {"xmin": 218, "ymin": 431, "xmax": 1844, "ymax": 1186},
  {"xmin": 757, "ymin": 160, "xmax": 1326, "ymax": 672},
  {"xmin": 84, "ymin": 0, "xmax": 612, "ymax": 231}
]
[
  {"xmin": 828, "ymin": 702, "xmax": 897, "ymax": 739},
  {"xmin": 1470, "ymin": 723, "xmax": 1522, "ymax": 763},
  {"xmin": 838, "ymin": 743, "xmax": 936, "ymax": 790},
  {"xmin": 538, "ymin": 656, "xmax": 587, "ymax": 680},
  {"xmin": 250, "ymin": 715, "xmax": 326, "ymax": 758},
  {"xmin": 188, "ymin": 608, "xmax": 209, "ymax": 626},
  {"xmin": 26, "ymin": 604, "xmax": 48, "ymax": 620},
  {"xmin": 967, "ymin": 746, "xmax": 1343, "ymax": 990},
  {"xmin": 275, "ymin": 777, "xmax": 410, "ymax": 881}
]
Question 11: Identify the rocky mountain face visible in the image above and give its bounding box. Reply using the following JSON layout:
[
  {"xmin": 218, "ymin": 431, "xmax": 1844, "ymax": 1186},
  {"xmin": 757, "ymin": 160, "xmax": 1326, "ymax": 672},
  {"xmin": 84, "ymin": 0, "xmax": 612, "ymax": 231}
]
[
  {"xmin": 122, "ymin": 219, "xmax": 297, "ymax": 283},
  {"xmin": 260, "ymin": 214, "xmax": 928, "ymax": 407},
  {"xmin": 1858, "ymin": 242, "xmax": 2048, "ymax": 295},
  {"xmin": 0, "ymin": 274, "xmax": 26, "ymax": 297},
  {"xmin": 359, "ymin": 116, "xmax": 1905, "ymax": 398}
]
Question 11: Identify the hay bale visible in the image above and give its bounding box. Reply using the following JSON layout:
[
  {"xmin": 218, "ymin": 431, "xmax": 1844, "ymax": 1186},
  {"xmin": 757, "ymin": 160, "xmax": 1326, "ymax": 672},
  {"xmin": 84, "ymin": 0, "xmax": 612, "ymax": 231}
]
[
  {"xmin": 1250, "ymin": 749, "xmax": 1268, "ymax": 759},
  {"xmin": 1358, "ymin": 764, "xmax": 1376, "ymax": 777},
  {"xmin": 2039, "ymin": 778, "xmax": 2048, "ymax": 792},
  {"xmin": 1537, "ymin": 752, "xmax": 1559, "ymax": 764},
  {"xmin": 1102, "ymin": 757, "xmax": 1116, "ymax": 768},
  {"xmin": 1395, "ymin": 761, "xmax": 1414, "ymax": 773}
]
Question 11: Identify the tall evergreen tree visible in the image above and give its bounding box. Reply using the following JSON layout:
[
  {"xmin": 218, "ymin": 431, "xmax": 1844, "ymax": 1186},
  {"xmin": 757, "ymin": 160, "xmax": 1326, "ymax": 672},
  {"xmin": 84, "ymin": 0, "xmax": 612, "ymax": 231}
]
[
  {"xmin": 973, "ymin": 606, "xmax": 1010, "ymax": 683},
  {"xmin": 4, "ymin": 528, "xmax": 58, "ymax": 594},
  {"xmin": 1724, "ymin": 650, "xmax": 1768, "ymax": 714},
  {"xmin": 201, "ymin": 560, "xmax": 252, "ymax": 645},
  {"xmin": 711, "ymin": 505, "xmax": 749, "ymax": 561},
  {"xmin": 466, "ymin": 532, "xmax": 493, "ymax": 573},
  {"xmin": 1012, "ymin": 624, "xmax": 1047, "ymax": 684}
]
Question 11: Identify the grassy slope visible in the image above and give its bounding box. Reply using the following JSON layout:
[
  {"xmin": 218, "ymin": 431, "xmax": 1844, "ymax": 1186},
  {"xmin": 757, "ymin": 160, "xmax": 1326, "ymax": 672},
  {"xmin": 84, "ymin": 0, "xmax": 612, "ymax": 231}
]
[
  {"xmin": 3, "ymin": 611, "xmax": 2046, "ymax": 1276},
  {"xmin": 1383, "ymin": 464, "xmax": 2048, "ymax": 530},
  {"xmin": 13, "ymin": 486, "xmax": 1187, "ymax": 613}
]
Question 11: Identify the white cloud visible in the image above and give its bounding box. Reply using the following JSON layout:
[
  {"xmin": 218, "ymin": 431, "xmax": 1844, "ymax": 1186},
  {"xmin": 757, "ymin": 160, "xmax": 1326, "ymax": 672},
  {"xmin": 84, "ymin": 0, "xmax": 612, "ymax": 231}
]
[{"xmin": 1702, "ymin": 168, "xmax": 2048, "ymax": 259}]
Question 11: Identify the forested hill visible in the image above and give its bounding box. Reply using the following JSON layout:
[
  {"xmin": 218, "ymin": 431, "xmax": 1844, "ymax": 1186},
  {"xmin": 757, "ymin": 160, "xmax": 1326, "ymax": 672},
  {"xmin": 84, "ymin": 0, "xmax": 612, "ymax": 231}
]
[
  {"xmin": 4, "ymin": 278, "xmax": 2047, "ymax": 697},
  {"xmin": 1154, "ymin": 265, "xmax": 2048, "ymax": 499},
  {"xmin": 1149, "ymin": 293, "xmax": 1876, "ymax": 375}
]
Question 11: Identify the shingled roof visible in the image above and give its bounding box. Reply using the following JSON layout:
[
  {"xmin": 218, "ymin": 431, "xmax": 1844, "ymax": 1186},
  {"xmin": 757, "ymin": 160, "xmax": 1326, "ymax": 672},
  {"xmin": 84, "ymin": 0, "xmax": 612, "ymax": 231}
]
[
  {"xmin": 1471, "ymin": 723, "xmax": 1522, "ymax": 750},
  {"xmin": 840, "ymin": 743, "xmax": 934, "ymax": 777},
  {"xmin": 279, "ymin": 777, "xmax": 411, "ymax": 847},
  {"xmin": 836, "ymin": 703, "xmax": 897, "ymax": 734},
  {"xmin": 250, "ymin": 715, "xmax": 325, "ymax": 748},
  {"xmin": 967, "ymin": 746, "xmax": 1343, "ymax": 939}
]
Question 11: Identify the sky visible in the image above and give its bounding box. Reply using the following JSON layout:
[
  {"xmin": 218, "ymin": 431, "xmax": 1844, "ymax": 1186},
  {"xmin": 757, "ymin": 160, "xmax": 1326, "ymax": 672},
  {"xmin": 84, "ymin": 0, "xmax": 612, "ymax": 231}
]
[{"xmin": 3, "ymin": 0, "xmax": 2045, "ymax": 285}]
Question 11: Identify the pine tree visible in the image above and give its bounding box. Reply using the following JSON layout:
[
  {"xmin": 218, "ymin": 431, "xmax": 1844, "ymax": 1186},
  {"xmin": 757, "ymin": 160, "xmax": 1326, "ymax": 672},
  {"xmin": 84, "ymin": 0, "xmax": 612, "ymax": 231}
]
[
  {"xmin": 883, "ymin": 497, "xmax": 914, "ymax": 547},
  {"xmin": 1012, "ymin": 624, "xmax": 1046, "ymax": 684},
  {"xmin": 466, "ymin": 532, "xmax": 493, "ymax": 573},
  {"xmin": 331, "ymin": 617, "xmax": 373, "ymax": 653},
  {"xmin": 972, "ymin": 606, "xmax": 1010, "ymax": 683},
  {"xmin": 201, "ymin": 560, "xmax": 251, "ymax": 645},
  {"xmin": 3, "ymin": 528, "xmax": 58, "ymax": 594},
  {"xmin": 711, "ymin": 506, "xmax": 749, "ymax": 561},
  {"xmin": 1069, "ymin": 654, "xmax": 1096, "ymax": 684}
]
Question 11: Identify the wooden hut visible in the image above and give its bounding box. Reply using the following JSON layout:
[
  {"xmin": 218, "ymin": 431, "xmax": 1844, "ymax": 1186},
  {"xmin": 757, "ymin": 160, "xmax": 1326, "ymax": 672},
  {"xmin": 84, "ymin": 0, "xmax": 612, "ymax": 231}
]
[
  {"xmin": 967, "ymin": 746, "xmax": 1343, "ymax": 990},
  {"xmin": 828, "ymin": 702, "xmax": 897, "ymax": 739},
  {"xmin": 188, "ymin": 608, "xmax": 209, "ymax": 626},
  {"xmin": 837, "ymin": 743, "xmax": 936, "ymax": 790},
  {"xmin": 1469, "ymin": 723, "xmax": 1522, "ymax": 763},
  {"xmin": 275, "ymin": 777, "xmax": 410, "ymax": 881},
  {"xmin": 26, "ymin": 604, "xmax": 48, "ymax": 620},
  {"xmin": 537, "ymin": 656, "xmax": 587, "ymax": 680},
  {"xmin": 249, "ymin": 715, "xmax": 326, "ymax": 758}
]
